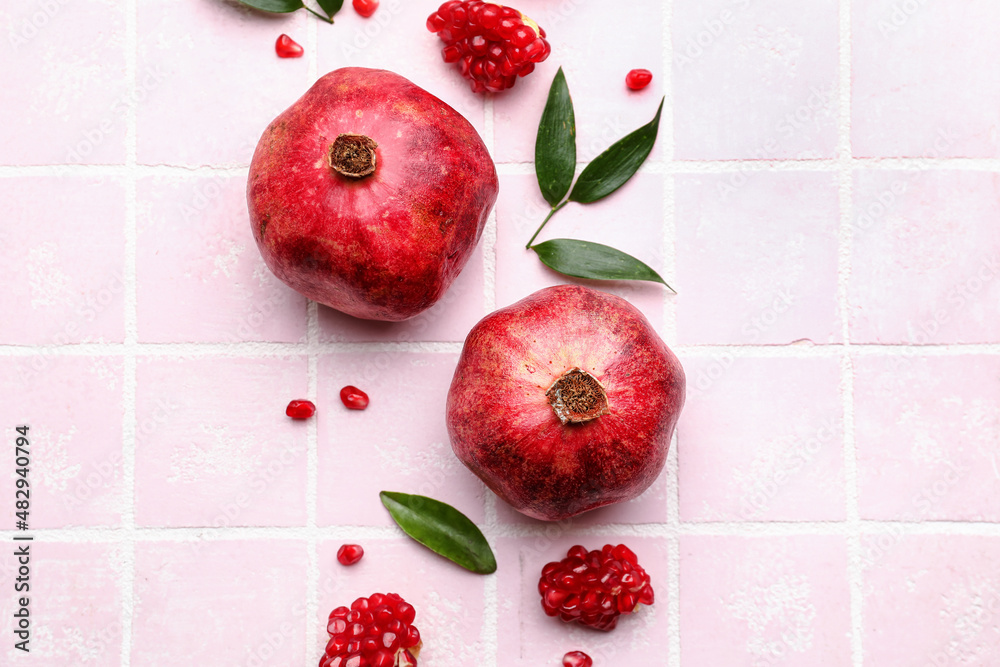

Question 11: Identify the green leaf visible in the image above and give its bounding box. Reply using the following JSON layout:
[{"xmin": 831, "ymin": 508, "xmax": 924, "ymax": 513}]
[
  {"xmin": 239, "ymin": 0, "xmax": 306, "ymax": 13},
  {"xmin": 315, "ymin": 0, "xmax": 344, "ymax": 19},
  {"xmin": 530, "ymin": 238, "xmax": 674, "ymax": 290},
  {"xmin": 535, "ymin": 68, "xmax": 577, "ymax": 207},
  {"xmin": 568, "ymin": 97, "xmax": 664, "ymax": 204},
  {"xmin": 380, "ymin": 491, "xmax": 497, "ymax": 574}
]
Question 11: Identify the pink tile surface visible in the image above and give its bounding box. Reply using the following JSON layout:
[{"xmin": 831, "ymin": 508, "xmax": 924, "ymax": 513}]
[
  {"xmin": 0, "ymin": 1, "xmax": 127, "ymax": 165},
  {"xmin": 0, "ymin": 176, "xmax": 125, "ymax": 345},
  {"xmin": 862, "ymin": 535, "xmax": 1000, "ymax": 665},
  {"xmin": 1, "ymin": 357, "xmax": 124, "ymax": 528},
  {"xmin": 316, "ymin": 538, "xmax": 486, "ymax": 665},
  {"xmin": 133, "ymin": 540, "xmax": 308, "ymax": 666},
  {"xmin": 496, "ymin": 536, "xmax": 669, "ymax": 666},
  {"xmin": 0, "ymin": 542, "xmax": 125, "ymax": 665},
  {"xmin": 678, "ymin": 355, "xmax": 845, "ymax": 522},
  {"xmin": 137, "ymin": 0, "xmax": 311, "ymax": 166},
  {"xmin": 850, "ymin": 170, "xmax": 1000, "ymax": 344},
  {"xmin": 681, "ymin": 535, "xmax": 851, "ymax": 665},
  {"xmin": 492, "ymin": 1, "xmax": 666, "ymax": 163},
  {"xmin": 137, "ymin": 174, "xmax": 308, "ymax": 343},
  {"xmin": 316, "ymin": 352, "xmax": 485, "ymax": 527},
  {"xmin": 673, "ymin": 0, "xmax": 839, "ymax": 160},
  {"xmin": 495, "ymin": 173, "xmax": 667, "ymax": 323},
  {"xmin": 135, "ymin": 356, "xmax": 309, "ymax": 527},
  {"xmin": 5, "ymin": 3, "xmax": 1000, "ymax": 665},
  {"xmin": 675, "ymin": 171, "xmax": 841, "ymax": 344},
  {"xmin": 852, "ymin": 0, "xmax": 1000, "ymax": 158},
  {"xmin": 855, "ymin": 354, "xmax": 1000, "ymax": 522}
]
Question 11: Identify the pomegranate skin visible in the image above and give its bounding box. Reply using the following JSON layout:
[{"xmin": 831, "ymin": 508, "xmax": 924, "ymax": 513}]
[
  {"xmin": 248, "ymin": 67, "xmax": 498, "ymax": 321},
  {"xmin": 446, "ymin": 285, "xmax": 685, "ymax": 521}
]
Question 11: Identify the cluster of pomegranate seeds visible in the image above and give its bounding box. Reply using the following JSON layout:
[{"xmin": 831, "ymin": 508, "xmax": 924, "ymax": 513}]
[
  {"xmin": 562, "ymin": 651, "xmax": 593, "ymax": 667},
  {"xmin": 340, "ymin": 385, "xmax": 370, "ymax": 410},
  {"xmin": 275, "ymin": 34, "xmax": 304, "ymax": 58},
  {"xmin": 538, "ymin": 544, "xmax": 654, "ymax": 631},
  {"xmin": 337, "ymin": 543, "xmax": 365, "ymax": 566},
  {"xmin": 353, "ymin": 0, "xmax": 379, "ymax": 18},
  {"xmin": 426, "ymin": 1, "xmax": 551, "ymax": 93},
  {"xmin": 625, "ymin": 68, "xmax": 653, "ymax": 91},
  {"xmin": 322, "ymin": 594, "xmax": 421, "ymax": 667},
  {"xmin": 286, "ymin": 399, "xmax": 316, "ymax": 419}
]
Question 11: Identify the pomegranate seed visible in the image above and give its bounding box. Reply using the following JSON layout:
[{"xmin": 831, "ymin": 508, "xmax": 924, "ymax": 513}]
[
  {"xmin": 563, "ymin": 651, "xmax": 593, "ymax": 667},
  {"xmin": 285, "ymin": 399, "xmax": 316, "ymax": 419},
  {"xmin": 625, "ymin": 68, "xmax": 653, "ymax": 91},
  {"xmin": 274, "ymin": 34, "xmax": 303, "ymax": 58},
  {"xmin": 337, "ymin": 544, "xmax": 365, "ymax": 566},
  {"xmin": 353, "ymin": 0, "xmax": 379, "ymax": 18},
  {"xmin": 340, "ymin": 385, "xmax": 370, "ymax": 410}
]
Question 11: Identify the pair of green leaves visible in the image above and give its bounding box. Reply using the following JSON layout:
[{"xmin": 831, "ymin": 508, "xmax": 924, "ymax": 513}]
[
  {"xmin": 240, "ymin": 0, "xmax": 343, "ymax": 23},
  {"xmin": 529, "ymin": 68, "xmax": 673, "ymax": 291},
  {"xmin": 380, "ymin": 491, "xmax": 497, "ymax": 574}
]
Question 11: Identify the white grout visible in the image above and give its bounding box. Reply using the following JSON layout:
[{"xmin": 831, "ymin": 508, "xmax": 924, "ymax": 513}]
[
  {"xmin": 119, "ymin": 0, "xmax": 139, "ymax": 664},
  {"xmin": 837, "ymin": 1, "xmax": 864, "ymax": 665}
]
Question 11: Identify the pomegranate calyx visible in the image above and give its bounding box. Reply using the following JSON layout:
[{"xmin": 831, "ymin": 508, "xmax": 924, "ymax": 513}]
[
  {"xmin": 546, "ymin": 368, "xmax": 609, "ymax": 425},
  {"xmin": 329, "ymin": 133, "xmax": 378, "ymax": 178}
]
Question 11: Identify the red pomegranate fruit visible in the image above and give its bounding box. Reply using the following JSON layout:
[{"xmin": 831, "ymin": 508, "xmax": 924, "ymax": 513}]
[
  {"xmin": 248, "ymin": 68, "xmax": 498, "ymax": 321},
  {"xmin": 446, "ymin": 285, "xmax": 685, "ymax": 521}
]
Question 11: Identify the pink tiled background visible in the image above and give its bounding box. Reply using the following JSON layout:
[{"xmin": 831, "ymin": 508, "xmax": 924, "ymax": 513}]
[{"xmin": 2, "ymin": 0, "xmax": 999, "ymax": 665}]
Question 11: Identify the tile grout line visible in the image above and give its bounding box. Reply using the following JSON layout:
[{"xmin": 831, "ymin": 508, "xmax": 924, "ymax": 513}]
[
  {"xmin": 8, "ymin": 155, "xmax": 1000, "ymax": 179},
  {"xmin": 836, "ymin": 1, "xmax": 864, "ymax": 665},
  {"xmin": 7, "ymin": 340, "xmax": 1000, "ymax": 358},
  {"xmin": 120, "ymin": 0, "xmax": 139, "ymax": 665},
  {"xmin": 662, "ymin": 1, "xmax": 682, "ymax": 666},
  {"xmin": 481, "ymin": 93, "xmax": 499, "ymax": 667}
]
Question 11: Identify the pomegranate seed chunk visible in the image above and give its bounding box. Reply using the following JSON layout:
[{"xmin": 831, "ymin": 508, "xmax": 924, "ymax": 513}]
[
  {"xmin": 275, "ymin": 34, "xmax": 304, "ymax": 58},
  {"xmin": 427, "ymin": 1, "xmax": 551, "ymax": 93},
  {"xmin": 625, "ymin": 68, "xmax": 653, "ymax": 91},
  {"xmin": 323, "ymin": 594, "xmax": 422, "ymax": 667},
  {"xmin": 539, "ymin": 544, "xmax": 653, "ymax": 631},
  {"xmin": 337, "ymin": 544, "xmax": 365, "ymax": 566},
  {"xmin": 285, "ymin": 399, "xmax": 316, "ymax": 419},
  {"xmin": 340, "ymin": 385, "xmax": 370, "ymax": 410}
]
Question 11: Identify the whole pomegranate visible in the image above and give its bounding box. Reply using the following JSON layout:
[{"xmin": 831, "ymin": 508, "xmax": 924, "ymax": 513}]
[
  {"xmin": 247, "ymin": 67, "xmax": 498, "ymax": 321},
  {"xmin": 446, "ymin": 285, "xmax": 685, "ymax": 521}
]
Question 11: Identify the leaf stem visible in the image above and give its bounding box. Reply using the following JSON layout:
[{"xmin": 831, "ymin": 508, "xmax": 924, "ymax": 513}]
[
  {"xmin": 526, "ymin": 201, "xmax": 568, "ymax": 249},
  {"xmin": 304, "ymin": 5, "xmax": 333, "ymax": 22}
]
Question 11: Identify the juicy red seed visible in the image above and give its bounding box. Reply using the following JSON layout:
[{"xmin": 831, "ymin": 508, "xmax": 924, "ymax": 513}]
[
  {"xmin": 340, "ymin": 386, "xmax": 369, "ymax": 410},
  {"xmin": 427, "ymin": 12, "xmax": 446, "ymax": 31},
  {"xmin": 563, "ymin": 651, "xmax": 593, "ymax": 667},
  {"xmin": 337, "ymin": 544, "xmax": 365, "ymax": 566},
  {"xmin": 285, "ymin": 399, "xmax": 315, "ymax": 419},
  {"xmin": 626, "ymin": 68, "xmax": 653, "ymax": 91},
  {"xmin": 274, "ymin": 34, "xmax": 303, "ymax": 58},
  {"xmin": 352, "ymin": 0, "xmax": 379, "ymax": 18}
]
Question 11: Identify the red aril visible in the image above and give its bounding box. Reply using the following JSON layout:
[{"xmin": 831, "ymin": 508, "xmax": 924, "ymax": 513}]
[
  {"xmin": 286, "ymin": 399, "xmax": 316, "ymax": 419},
  {"xmin": 340, "ymin": 386, "xmax": 369, "ymax": 410},
  {"xmin": 275, "ymin": 34, "xmax": 304, "ymax": 58},
  {"xmin": 625, "ymin": 68, "xmax": 653, "ymax": 90},
  {"xmin": 563, "ymin": 652, "xmax": 593, "ymax": 667},
  {"xmin": 337, "ymin": 544, "xmax": 364, "ymax": 566},
  {"xmin": 353, "ymin": 0, "xmax": 379, "ymax": 17}
]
